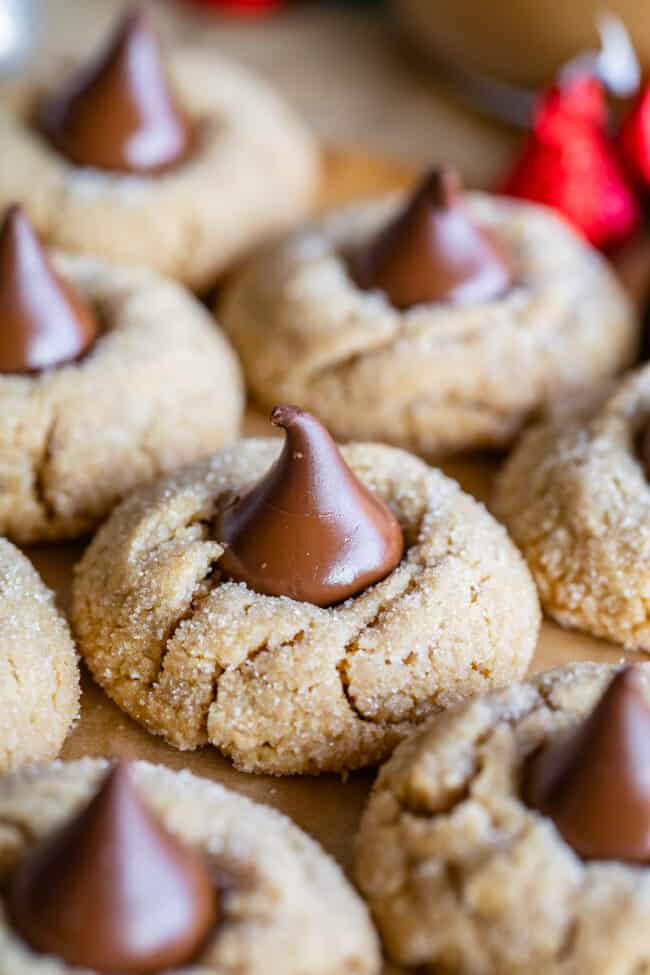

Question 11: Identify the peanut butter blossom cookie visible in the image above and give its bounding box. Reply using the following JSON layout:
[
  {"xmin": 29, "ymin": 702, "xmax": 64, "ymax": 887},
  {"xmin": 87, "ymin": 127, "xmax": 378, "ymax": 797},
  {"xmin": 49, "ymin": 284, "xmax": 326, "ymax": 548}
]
[
  {"xmin": 0, "ymin": 204, "xmax": 243, "ymax": 543},
  {"xmin": 0, "ymin": 539, "xmax": 79, "ymax": 771},
  {"xmin": 494, "ymin": 362, "xmax": 650, "ymax": 650},
  {"xmin": 0, "ymin": 759, "xmax": 380, "ymax": 974},
  {"xmin": 0, "ymin": 10, "xmax": 318, "ymax": 291},
  {"xmin": 355, "ymin": 663, "xmax": 650, "ymax": 975},
  {"xmin": 72, "ymin": 406, "xmax": 540, "ymax": 775},
  {"xmin": 220, "ymin": 166, "xmax": 636, "ymax": 456}
]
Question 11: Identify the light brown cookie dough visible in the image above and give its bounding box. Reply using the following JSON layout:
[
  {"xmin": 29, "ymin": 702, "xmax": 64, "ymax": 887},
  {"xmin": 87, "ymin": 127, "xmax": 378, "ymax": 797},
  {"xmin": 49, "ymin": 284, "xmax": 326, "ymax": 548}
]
[
  {"xmin": 0, "ymin": 251, "xmax": 243, "ymax": 544},
  {"xmin": 0, "ymin": 539, "xmax": 78, "ymax": 771},
  {"xmin": 72, "ymin": 438, "xmax": 540, "ymax": 775},
  {"xmin": 355, "ymin": 662, "xmax": 650, "ymax": 975},
  {"xmin": 0, "ymin": 758, "xmax": 380, "ymax": 975},
  {"xmin": 494, "ymin": 363, "xmax": 650, "ymax": 651},
  {"xmin": 220, "ymin": 191, "xmax": 636, "ymax": 456},
  {"xmin": 0, "ymin": 50, "xmax": 318, "ymax": 292}
]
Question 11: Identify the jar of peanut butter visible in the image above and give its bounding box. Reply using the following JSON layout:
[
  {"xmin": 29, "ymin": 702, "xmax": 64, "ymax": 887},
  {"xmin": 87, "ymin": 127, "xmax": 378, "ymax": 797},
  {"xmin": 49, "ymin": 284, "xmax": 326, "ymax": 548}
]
[{"xmin": 392, "ymin": 0, "xmax": 646, "ymax": 87}]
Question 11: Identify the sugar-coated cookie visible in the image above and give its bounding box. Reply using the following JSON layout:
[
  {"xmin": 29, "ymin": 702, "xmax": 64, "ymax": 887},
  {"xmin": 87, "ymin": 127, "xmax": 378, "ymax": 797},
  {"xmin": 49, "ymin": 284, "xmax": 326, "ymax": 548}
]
[
  {"xmin": 72, "ymin": 431, "xmax": 540, "ymax": 775},
  {"xmin": 494, "ymin": 363, "xmax": 650, "ymax": 650},
  {"xmin": 0, "ymin": 13, "xmax": 318, "ymax": 291},
  {"xmin": 0, "ymin": 241, "xmax": 243, "ymax": 543},
  {"xmin": 356, "ymin": 663, "xmax": 650, "ymax": 975},
  {"xmin": 0, "ymin": 539, "xmax": 78, "ymax": 770},
  {"xmin": 221, "ymin": 179, "xmax": 635, "ymax": 456},
  {"xmin": 0, "ymin": 758, "xmax": 380, "ymax": 975}
]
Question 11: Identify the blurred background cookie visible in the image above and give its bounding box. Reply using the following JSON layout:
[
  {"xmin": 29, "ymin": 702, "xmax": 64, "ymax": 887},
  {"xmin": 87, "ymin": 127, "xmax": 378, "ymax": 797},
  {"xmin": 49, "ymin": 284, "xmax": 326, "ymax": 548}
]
[
  {"xmin": 0, "ymin": 9, "xmax": 318, "ymax": 291},
  {"xmin": 0, "ymin": 758, "xmax": 380, "ymax": 974}
]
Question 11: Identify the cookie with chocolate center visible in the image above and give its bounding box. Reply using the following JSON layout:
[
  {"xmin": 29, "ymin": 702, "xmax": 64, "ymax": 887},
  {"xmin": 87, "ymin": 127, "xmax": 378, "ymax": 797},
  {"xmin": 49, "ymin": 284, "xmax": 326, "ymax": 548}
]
[
  {"xmin": 72, "ymin": 409, "xmax": 540, "ymax": 775},
  {"xmin": 356, "ymin": 662, "xmax": 650, "ymax": 974},
  {"xmin": 0, "ymin": 758, "xmax": 379, "ymax": 975},
  {"xmin": 0, "ymin": 206, "xmax": 243, "ymax": 543},
  {"xmin": 0, "ymin": 10, "xmax": 318, "ymax": 291},
  {"xmin": 220, "ymin": 168, "xmax": 636, "ymax": 456}
]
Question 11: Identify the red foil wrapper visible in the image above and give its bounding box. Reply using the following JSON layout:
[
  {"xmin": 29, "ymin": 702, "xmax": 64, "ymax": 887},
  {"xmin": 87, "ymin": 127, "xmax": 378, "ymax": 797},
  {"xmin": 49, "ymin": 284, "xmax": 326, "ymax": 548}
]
[{"xmin": 503, "ymin": 76, "xmax": 640, "ymax": 250}]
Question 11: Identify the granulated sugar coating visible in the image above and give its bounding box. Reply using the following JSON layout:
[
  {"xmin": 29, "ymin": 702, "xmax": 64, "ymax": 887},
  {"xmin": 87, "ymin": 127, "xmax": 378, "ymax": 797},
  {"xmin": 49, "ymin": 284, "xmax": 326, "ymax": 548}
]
[
  {"xmin": 72, "ymin": 438, "xmax": 540, "ymax": 775},
  {"xmin": 494, "ymin": 363, "xmax": 650, "ymax": 651},
  {"xmin": 0, "ymin": 49, "xmax": 318, "ymax": 291},
  {"xmin": 0, "ymin": 539, "xmax": 79, "ymax": 770},
  {"xmin": 0, "ymin": 253, "xmax": 243, "ymax": 544},
  {"xmin": 0, "ymin": 758, "xmax": 380, "ymax": 975},
  {"xmin": 220, "ymin": 190, "xmax": 636, "ymax": 457}
]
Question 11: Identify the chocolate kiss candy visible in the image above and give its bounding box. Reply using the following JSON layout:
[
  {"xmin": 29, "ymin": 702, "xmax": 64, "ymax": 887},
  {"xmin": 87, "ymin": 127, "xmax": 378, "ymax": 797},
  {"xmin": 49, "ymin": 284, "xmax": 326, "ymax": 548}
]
[
  {"xmin": 217, "ymin": 405, "xmax": 404, "ymax": 606},
  {"xmin": 350, "ymin": 166, "xmax": 513, "ymax": 309},
  {"xmin": 38, "ymin": 9, "xmax": 193, "ymax": 174},
  {"xmin": 0, "ymin": 205, "xmax": 98, "ymax": 373},
  {"xmin": 9, "ymin": 762, "xmax": 218, "ymax": 974},
  {"xmin": 523, "ymin": 667, "xmax": 650, "ymax": 862}
]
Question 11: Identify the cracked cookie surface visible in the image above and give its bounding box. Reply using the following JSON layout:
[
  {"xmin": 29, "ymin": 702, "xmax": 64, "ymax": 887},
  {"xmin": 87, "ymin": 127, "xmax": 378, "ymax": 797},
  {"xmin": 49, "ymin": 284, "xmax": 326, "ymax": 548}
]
[
  {"xmin": 220, "ymin": 192, "xmax": 636, "ymax": 456},
  {"xmin": 72, "ymin": 438, "xmax": 540, "ymax": 775},
  {"xmin": 0, "ymin": 539, "xmax": 78, "ymax": 771},
  {"xmin": 0, "ymin": 251, "xmax": 243, "ymax": 543},
  {"xmin": 0, "ymin": 758, "xmax": 380, "ymax": 975},
  {"xmin": 0, "ymin": 50, "xmax": 318, "ymax": 292},
  {"xmin": 355, "ymin": 662, "xmax": 650, "ymax": 975},
  {"xmin": 494, "ymin": 364, "xmax": 650, "ymax": 651}
]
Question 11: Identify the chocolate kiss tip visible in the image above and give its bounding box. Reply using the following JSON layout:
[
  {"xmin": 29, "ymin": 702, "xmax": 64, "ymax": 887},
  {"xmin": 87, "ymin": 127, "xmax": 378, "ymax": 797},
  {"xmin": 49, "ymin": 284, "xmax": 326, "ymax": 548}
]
[
  {"xmin": 350, "ymin": 163, "xmax": 513, "ymax": 309},
  {"xmin": 3, "ymin": 203, "xmax": 20, "ymax": 225},
  {"xmin": 8, "ymin": 759, "xmax": 218, "ymax": 974},
  {"xmin": 524, "ymin": 665, "xmax": 650, "ymax": 863},
  {"xmin": 418, "ymin": 166, "xmax": 462, "ymax": 207},
  {"xmin": 120, "ymin": 5, "xmax": 149, "ymax": 28},
  {"xmin": 109, "ymin": 7, "xmax": 158, "ymax": 49},
  {"xmin": 615, "ymin": 664, "xmax": 645, "ymax": 690},
  {"xmin": 38, "ymin": 6, "xmax": 193, "ymax": 175},
  {"xmin": 270, "ymin": 403, "xmax": 303, "ymax": 428},
  {"xmin": 217, "ymin": 406, "xmax": 404, "ymax": 606},
  {"xmin": 0, "ymin": 204, "xmax": 98, "ymax": 374}
]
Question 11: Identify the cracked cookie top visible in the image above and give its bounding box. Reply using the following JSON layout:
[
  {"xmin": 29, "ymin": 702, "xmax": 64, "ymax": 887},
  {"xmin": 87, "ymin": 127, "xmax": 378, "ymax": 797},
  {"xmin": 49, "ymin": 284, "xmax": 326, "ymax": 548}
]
[
  {"xmin": 0, "ymin": 47, "xmax": 318, "ymax": 291},
  {"xmin": 72, "ymin": 437, "xmax": 540, "ymax": 775},
  {"xmin": 0, "ymin": 539, "xmax": 79, "ymax": 771},
  {"xmin": 220, "ymin": 190, "xmax": 636, "ymax": 456},
  {"xmin": 494, "ymin": 362, "xmax": 650, "ymax": 652},
  {"xmin": 355, "ymin": 662, "xmax": 650, "ymax": 975},
  {"xmin": 0, "ymin": 759, "xmax": 380, "ymax": 975},
  {"xmin": 0, "ymin": 251, "xmax": 243, "ymax": 543}
]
